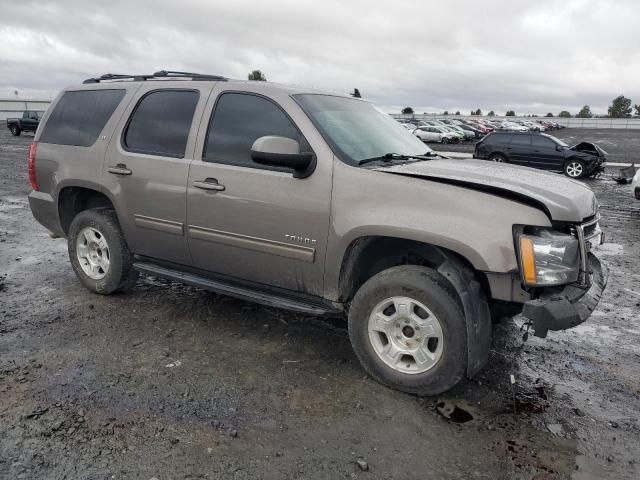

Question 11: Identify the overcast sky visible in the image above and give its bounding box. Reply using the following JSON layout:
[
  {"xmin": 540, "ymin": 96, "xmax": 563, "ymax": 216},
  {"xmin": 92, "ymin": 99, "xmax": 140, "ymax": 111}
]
[{"xmin": 1, "ymin": 0, "xmax": 639, "ymax": 115}]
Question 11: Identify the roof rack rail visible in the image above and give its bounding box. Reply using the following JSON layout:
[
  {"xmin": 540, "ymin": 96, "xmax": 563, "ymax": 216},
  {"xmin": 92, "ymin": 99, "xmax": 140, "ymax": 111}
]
[{"xmin": 83, "ymin": 70, "xmax": 228, "ymax": 84}]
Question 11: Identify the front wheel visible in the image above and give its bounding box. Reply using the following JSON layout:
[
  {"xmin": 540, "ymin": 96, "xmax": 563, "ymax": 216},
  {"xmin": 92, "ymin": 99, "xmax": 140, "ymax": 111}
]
[
  {"xmin": 441, "ymin": 137, "xmax": 449, "ymax": 144},
  {"xmin": 68, "ymin": 208, "xmax": 138, "ymax": 294},
  {"xmin": 489, "ymin": 154, "xmax": 507, "ymax": 163},
  {"xmin": 348, "ymin": 265, "xmax": 468, "ymax": 396},
  {"xmin": 564, "ymin": 160, "xmax": 586, "ymax": 178}
]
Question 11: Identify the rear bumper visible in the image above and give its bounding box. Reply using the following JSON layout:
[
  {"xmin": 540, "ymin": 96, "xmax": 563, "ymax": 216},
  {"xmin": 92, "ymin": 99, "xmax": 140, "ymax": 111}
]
[
  {"xmin": 521, "ymin": 253, "xmax": 607, "ymax": 338},
  {"xmin": 28, "ymin": 190, "xmax": 65, "ymax": 237}
]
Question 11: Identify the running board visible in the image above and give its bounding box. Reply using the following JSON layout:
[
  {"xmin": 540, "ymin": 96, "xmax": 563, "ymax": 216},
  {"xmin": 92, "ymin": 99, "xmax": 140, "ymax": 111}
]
[{"xmin": 133, "ymin": 261, "xmax": 340, "ymax": 316}]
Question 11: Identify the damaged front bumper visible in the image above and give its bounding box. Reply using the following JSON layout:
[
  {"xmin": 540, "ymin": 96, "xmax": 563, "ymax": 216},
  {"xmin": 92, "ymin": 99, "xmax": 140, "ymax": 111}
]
[{"xmin": 521, "ymin": 253, "xmax": 608, "ymax": 338}]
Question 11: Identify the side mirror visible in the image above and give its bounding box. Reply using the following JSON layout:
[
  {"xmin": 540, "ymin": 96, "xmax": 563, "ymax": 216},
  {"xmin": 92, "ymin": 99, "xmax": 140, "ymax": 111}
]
[
  {"xmin": 556, "ymin": 145, "xmax": 563, "ymax": 152},
  {"xmin": 251, "ymin": 136, "xmax": 315, "ymax": 178}
]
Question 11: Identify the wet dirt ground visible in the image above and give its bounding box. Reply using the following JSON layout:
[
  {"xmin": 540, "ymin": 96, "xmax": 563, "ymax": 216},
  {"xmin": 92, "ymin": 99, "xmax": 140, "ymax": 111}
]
[{"xmin": 1, "ymin": 127, "xmax": 639, "ymax": 479}]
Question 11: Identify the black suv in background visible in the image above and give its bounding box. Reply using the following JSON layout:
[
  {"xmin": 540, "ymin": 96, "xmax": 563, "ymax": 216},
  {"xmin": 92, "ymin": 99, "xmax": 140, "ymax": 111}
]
[{"xmin": 473, "ymin": 132, "xmax": 606, "ymax": 178}]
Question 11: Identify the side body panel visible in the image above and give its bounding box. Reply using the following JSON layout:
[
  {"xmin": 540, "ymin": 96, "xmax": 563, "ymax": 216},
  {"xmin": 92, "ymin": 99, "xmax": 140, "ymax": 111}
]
[
  {"xmin": 101, "ymin": 82, "xmax": 215, "ymax": 265},
  {"xmin": 29, "ymin": 84, "xmax": 142, "ymax": 236},
  {"xmin": 322, "ymin": 161, "xmax": 551, "ymax": 301},
  {"xmin": 186, "ymin": 84, "xmax": 334, "ymax": 296}
]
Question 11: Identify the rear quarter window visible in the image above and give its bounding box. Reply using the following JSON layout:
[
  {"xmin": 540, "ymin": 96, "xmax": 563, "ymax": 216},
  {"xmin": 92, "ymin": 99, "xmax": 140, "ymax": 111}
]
[
  {"xmin": 483, "ymin": 133, "xmax": 510, "ymax": 145},
  {"xmin": 39, "ymin": 89, "xmax": 125, "ymax": 147}
]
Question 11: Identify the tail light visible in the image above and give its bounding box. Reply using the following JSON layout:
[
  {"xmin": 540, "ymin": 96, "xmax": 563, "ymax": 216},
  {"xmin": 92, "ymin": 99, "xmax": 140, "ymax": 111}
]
[{"xmin": 28, "ymin": 142, "xmax": 38, "ymax": 191}]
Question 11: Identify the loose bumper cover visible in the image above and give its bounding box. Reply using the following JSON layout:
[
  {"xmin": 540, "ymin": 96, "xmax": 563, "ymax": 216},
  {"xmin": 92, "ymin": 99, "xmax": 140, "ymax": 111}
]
[{"xmin": 521, "ymin": 253, "xmax": 607, "ymax": 338}]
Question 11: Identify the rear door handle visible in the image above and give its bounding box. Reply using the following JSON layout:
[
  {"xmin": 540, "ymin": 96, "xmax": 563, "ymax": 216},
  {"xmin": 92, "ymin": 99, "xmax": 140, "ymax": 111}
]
[
  {"xmin": 107, "ymin": 164, "xmax": 132, "ymax": 175},
  {"xmin": 193, "ymin": 178, "xmax": 225, "ymax": 192}
]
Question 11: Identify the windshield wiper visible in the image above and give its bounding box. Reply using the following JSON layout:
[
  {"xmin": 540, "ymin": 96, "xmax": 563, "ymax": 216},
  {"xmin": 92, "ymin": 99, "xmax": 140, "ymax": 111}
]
[{"xmin": 358, "ymin": 152, "xmax": 436, "ymax": 166}]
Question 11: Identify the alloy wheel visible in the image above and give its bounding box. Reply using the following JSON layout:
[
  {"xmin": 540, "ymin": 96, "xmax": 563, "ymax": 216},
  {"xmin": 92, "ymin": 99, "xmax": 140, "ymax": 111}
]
[
  {"xmin": 566, "ymin": 162, "xmax": 583, "ymax": 177},
  {"xmin": 367, "ymin": 296, "xmax": 444, "ymax": 374},
  {"xmin": 76, "ymin": 226, "xmax": 110, "ymax": 280}
]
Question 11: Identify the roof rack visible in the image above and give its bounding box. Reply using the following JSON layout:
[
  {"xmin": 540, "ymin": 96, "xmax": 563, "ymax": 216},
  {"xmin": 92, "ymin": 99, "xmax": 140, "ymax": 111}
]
[{"xmin": 83, "ymin": 70, "xmax": 228, "ymax": 84}]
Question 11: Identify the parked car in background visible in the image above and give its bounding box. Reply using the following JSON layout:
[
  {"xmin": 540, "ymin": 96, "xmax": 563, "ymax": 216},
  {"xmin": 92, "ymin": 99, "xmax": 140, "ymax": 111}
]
[
  {"xmin": 456, "ymin": 123, "xmax": 483, "ymax": 139},
  {"xmin": 413, "ymin": 125, "xmax": 458, "ymax": 144},
  {"xmin": 473, "ymin": 132, "xmax": 607, "ymax": 178},
  {"xmin": 7, "ymin": 110, "xmax": 42, "ymax": 136},
  {"xmin": 499, "ymin": 121, "xmax": 529, "ymax": 132}
]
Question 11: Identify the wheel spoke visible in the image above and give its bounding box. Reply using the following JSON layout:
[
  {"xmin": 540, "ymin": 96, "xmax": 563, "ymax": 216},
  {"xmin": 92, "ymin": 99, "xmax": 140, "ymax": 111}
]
[
  {"xmin": 76, "ymin": 243, "xmax": 89, "ymax": 259},
  {"xmin": 370, "ymin": 312, "xmax": 391, "ymax": 333},
  {"xmin": 383, "ymin": 343, "xmax": 404, "ymax": 364},
  {"xmin": 412, "ymin": 345, "xmax": 435, "ymax": 367}
]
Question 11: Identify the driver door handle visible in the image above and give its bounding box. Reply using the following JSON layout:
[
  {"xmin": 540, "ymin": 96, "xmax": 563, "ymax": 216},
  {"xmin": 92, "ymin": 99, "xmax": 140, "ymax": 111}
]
[
  {"xmin": 107, "ymin": 163, "xmax": 132, "ymax": 175},
  {"xmin": 193, "ymin": 178, "xmax": 225, "ymax": 192}
]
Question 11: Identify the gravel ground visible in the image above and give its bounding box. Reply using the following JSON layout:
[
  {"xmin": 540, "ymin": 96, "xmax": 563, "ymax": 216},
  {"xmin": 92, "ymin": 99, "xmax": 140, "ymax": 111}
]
[{"xmin": 1, "ymin": 128, "xmax": 639, "ymax": 479}]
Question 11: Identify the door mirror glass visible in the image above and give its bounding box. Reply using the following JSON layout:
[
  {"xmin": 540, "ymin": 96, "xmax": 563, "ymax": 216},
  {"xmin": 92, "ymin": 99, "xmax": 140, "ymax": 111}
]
[{"xmin": 251, "ymin": 136, "xmax": 314, "ymax": 178}]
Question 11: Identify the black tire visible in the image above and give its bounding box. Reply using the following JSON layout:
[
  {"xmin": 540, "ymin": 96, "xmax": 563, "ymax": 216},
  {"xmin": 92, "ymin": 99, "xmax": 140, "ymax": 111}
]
[
  {"xmin": 441, "ymin": 137, "xmax": 449, "ymax": 144},
  {"xmin": 564, "ymin": 159, "xmax": 586, "ymax": 178},
  {"xmin": 635, "ymin": 188, "xmax": 640, "ymax": 200},
  {"xmin": 348, "ymin": 265, "xmax": 468, "ymax": 396},
  {"xmin": 9, "ymin": 125, "xmax": 20, "ymax": 136},
  {"xmin": 68, "ymin": 208, "xmax": 138, "ymax": 294},
  {"xmin": 489, "ymin": 153, "xmax": 507, "ymax": 163}
]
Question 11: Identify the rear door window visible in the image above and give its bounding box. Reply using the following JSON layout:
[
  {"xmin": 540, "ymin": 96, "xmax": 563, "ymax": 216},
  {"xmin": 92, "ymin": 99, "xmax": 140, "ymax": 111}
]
[
  {"xmin": 531, "ymin": 135, "xmax": 556, "ymax": 149},
  {"xmin": 509, "ymin": 135, "xmax": 531, "ymax": 146},
  {"xmin": 123, "ymin": 90, "xmax": 199, "ymax": 158},
  {"xmin": 39, "ymin": 89, "xmax": 125, "ymax": 147}
]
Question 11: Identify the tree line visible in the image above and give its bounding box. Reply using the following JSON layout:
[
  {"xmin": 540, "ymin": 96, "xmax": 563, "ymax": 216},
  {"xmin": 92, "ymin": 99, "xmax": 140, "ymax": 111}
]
[{"xmin": 402, "ymin": 95, "xmax": 640, "ymax": 118}]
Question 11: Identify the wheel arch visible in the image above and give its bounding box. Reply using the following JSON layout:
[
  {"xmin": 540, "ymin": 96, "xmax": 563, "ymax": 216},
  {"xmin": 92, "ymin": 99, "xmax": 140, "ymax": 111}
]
[
  {"xmin": 338, "ymin": 235, "xmax": 492, "ymax": 377},
  {"xmin": 57, "ymin": 185, "xmax": 116, "ymax": 235}
]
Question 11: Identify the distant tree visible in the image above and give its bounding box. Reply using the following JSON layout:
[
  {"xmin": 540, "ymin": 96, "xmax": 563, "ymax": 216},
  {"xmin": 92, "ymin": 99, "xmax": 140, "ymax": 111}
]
[
  {"xmin": 576, "ymin": 105, "xmax": 592, "ymax": 118},
  {"xmin": 607, "ymin": 95, "xmax": 632, "ymax": 118},
  {"xmin": 443, "ymin": 110, "xmax": 449, "ymax": 115},
  {"xmin": 474, "ymin": 108, "xmax": 482, "ymax": 116},
  {"xmin": 505, "ymin": 110, "xmax": 515, "ymax": 116},
  {"xmin": 470, "ymin": 110, "xmax": 475, "ymax": 116},
  {"xmin": 455, "ymin": 110, "xmax": 460, "ymax": 115},
  {"xmin": 545, "ymin": 112, "xmax": 554, "ymax": 117},
  {"xmin": 248, "ymin": 70, "xmax": 267, "ymax": 81},
  {"xmin": 487, "ymin": 110, "xmax": 495, "ymax": 117},
  {"xmin": 401, "ymin": 107, "xmax": 414, "ymax": 114},
  {"xmin": 350, "ymin": 88, "xmax": 361, "ymax": 98},
  {"xmin": 634, "ymin": 104, "xmax": 640, "ymax": 116},
  {"xmin": 558, "ymin": 110, "xmax": 572, "ymax": 118}
]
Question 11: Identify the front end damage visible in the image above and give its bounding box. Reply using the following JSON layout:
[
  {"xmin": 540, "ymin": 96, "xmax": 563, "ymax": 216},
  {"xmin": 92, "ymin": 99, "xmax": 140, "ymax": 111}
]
[{"xmin": 521, "ymin": 215, "xmax": 608, "ymax": 338}]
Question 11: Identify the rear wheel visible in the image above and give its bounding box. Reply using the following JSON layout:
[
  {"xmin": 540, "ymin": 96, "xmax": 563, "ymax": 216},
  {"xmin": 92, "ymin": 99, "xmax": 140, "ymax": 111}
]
[
  {"xmin": 348, "ymin": 265, "xmax": 467, "ymax": 396},
  {"xmin": 490, "ymin": 153, "xmax": 507, "ymax": 163},
  {"xmin": 564, "ymin": 160, "xmax": 586, "ymax": 178},
  {"xmin": 635, "ymin": 188, "xmax": 640, "ymax": 200},
  {"xmin": 9, "ymin": 125, "xmax": 20, "ymax": 136},
  {"xmin": 441, "ymin": 137, "xmax": 449, "ymax": 144},
  {"xmin": 68, "ymin": 208, "xmax": 138, "ymax": 294}
]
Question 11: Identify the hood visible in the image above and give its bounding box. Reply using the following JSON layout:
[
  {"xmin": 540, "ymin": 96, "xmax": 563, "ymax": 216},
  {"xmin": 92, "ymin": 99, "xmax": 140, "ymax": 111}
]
[
  {"xmin": 570, "ymin": 142, "xmax": 607, "ymax": 157},
  {"xmin": 374, "ymin": 159, "xmax": 597, "ymax": 222}
]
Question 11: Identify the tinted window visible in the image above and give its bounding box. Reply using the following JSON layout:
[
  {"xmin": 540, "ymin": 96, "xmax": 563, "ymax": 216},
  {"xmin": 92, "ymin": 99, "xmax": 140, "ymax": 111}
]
[
  {"xmin": 39, "ymin": 89, "xmax": 125, "ymax": 147},
  {"xmin": 509, "ymin": 135, "xmax": 531, "ymax": 146},
  {"xmin": 204, "ymin": 93, "xmax": 301, "ymax": 168},
  {"xmin": 531, "ymin": 135, "xmax": 556, "ymax": 148},
  {"xmin": 484, "ymin": 133, "xmax": 510, "ymax": 144},
  {"xmin": 124, "ymin": 90, "xmax": 199, "ymax": 158}
]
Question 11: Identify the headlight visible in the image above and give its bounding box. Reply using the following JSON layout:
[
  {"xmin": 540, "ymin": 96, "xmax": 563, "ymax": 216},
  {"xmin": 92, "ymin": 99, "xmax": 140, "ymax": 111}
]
[{"xmin": 517, "ymin": 228, "xmax": 580, "ymax": 286}]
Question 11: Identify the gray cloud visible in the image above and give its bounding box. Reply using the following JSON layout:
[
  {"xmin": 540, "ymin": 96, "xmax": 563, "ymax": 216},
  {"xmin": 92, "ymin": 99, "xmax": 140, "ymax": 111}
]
[{"xmin": 1, "ymin": 0, "xmax": 639, "ymax": 115}]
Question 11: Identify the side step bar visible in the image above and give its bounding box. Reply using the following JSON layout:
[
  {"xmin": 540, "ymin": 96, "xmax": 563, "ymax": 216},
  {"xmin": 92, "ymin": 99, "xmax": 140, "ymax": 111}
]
[{"xmin": 133, "ymin": 261, "xmax": 341, "ymax": 316}]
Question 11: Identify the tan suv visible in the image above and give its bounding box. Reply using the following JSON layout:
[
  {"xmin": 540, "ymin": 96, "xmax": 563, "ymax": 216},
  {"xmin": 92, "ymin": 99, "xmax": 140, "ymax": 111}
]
[{"xmin": 28, "ymin": 71, "xmax": 607, "ymax": 395}]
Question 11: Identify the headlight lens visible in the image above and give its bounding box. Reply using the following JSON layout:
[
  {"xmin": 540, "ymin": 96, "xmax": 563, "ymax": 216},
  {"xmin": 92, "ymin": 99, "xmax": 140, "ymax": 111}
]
[{"xmin": 517, "ymin": 229, "xmax": 580, "ymax": 286}]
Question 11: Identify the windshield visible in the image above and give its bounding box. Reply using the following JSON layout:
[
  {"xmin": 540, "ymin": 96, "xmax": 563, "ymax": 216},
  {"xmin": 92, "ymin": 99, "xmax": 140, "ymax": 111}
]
[{"xmin": 294, "ymin": 94, "xmax": 433, "ymax": 165}]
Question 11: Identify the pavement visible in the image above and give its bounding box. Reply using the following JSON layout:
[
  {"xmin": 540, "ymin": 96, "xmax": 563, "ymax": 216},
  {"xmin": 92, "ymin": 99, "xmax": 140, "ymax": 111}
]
[{"xmin": 1, "ymin": 128, "xmax": 639, "ymax": 479}]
